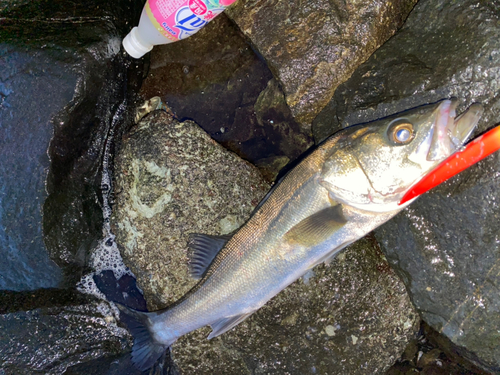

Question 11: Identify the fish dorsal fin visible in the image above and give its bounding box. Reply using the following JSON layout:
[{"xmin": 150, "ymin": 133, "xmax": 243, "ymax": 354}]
[
  {"xmin": 188, "ymin": 234, "xmax": 232, "ymax": 279},
  {"xmin": 208, "ymin": 312, "xmax": 254, "ymax": 339},
  {"xmin": 284, "ymin": 205, "xmax": 347, "ymax": 247}
]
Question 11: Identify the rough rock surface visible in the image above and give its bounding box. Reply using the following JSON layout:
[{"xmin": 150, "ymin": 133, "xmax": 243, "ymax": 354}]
[
  {"xmin": 112, "ymin": 110, "xmax": 270, "ymax": 309},
  {"xmin": 171, "ymin": 237, "xmax": 419, "ymax": 375},
  {"xmin": 112, "ymin": 111, "xmax": 419, "ymax": 373},
  {"xmin": 226, "ymin": 0, "xmax": 418, "ymax": 127},
  {"xmin": 313, "ymin": 0, "xmax": 500, "ymax": 372}
]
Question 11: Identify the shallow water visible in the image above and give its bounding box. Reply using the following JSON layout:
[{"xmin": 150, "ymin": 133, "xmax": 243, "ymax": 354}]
[{"xmin": 0, "ymin": 44, "xmax": 74, "ymax": 291}]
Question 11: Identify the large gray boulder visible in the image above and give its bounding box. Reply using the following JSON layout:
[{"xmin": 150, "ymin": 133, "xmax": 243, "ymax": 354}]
[
  {"xmin": 226, "ymin": 0, "xmax": 418, "ymax": 128},
  {"xmin": 112, "ymin": 110, "xmax": 271, "ymax": 309},
  {"xmin": 314, "ymin": 0, "xmax": 500, "ymax": 372},
  {"xmin": 112, "ymin": 110, "xmax": 419, "ymax": 373}
]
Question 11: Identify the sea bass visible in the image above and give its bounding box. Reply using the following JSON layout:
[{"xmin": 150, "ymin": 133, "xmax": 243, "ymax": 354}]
[{"xmin": 119, "ymin": 99, "xmax": 483, "ymax": 371}]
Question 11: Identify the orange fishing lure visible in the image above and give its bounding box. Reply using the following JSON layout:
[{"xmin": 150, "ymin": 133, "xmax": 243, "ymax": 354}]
[{"xmin": 399, "ymin": 125, "xmax": 500, "ymax": 205}]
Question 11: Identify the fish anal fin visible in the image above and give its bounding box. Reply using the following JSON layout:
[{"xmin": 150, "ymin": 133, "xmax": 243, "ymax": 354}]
[
  {"xmin": 284, "ymin": 205, "xmax": 347, "ymax": 247},
  {"xmin": 188, "ymin": 233, "xmax": 231, "ymax": 279},
  {"xmin": 208, "ymin": 312, "xmax": 254, "ymax": 339}
]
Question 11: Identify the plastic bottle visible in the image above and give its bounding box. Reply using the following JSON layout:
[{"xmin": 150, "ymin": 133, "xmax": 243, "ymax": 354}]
[{"xmin": 123, "ymin": 0, "xmax": 237, "ymax": 58}]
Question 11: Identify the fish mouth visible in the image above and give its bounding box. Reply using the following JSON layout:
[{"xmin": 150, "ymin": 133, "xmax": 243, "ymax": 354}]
[{"xmin": 427, "ymin": 99, "xmax": 483, "ymax": 161}]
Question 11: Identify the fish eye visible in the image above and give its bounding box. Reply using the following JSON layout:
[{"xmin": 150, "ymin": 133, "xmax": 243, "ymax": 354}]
[{"xmin": 389, "ymin": 121, "xmax": 414, "ymax": 144}]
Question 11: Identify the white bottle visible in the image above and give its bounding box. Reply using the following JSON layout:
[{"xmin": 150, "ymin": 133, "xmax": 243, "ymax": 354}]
[{"xmin": 123, "ymin": 0, "xmax": 237, "ymax": 58}]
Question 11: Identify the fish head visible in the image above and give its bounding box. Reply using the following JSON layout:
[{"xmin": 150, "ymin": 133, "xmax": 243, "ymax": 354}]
[{"xmin": 321, "ymin": 99, "xmax": 483, "ymax": 212}]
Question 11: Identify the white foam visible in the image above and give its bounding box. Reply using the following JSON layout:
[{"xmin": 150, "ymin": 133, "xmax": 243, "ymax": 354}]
[
  {"xmin": 87, "ymin": 35, "xmax": 122, "ymax": 60},
  {"xmin": 77, "ymin": 101, "xmax": 135, "ymax": 301}
]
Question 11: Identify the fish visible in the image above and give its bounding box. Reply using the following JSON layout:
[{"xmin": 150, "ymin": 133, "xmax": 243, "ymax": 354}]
[{"xmin": 118, "ymin": 99, "xmax": 483, "ymax": 371}]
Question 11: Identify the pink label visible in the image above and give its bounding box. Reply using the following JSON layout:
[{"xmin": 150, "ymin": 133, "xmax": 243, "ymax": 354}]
[
  {"xmin": 189, "ymin": 0, "xmax": 207, "ymax": 15},
  {"xmin": 219, "ymin": 0, "xmax": 237, "ymax": 6},
  {"xmin": 147, "ymin": 0, "xmax": 237, "ymax": 41}
]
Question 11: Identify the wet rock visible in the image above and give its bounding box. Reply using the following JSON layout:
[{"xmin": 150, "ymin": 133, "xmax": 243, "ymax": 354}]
[
  {"xmin": 0, "ymin": 288, "xmax": 87, "ymax": 315},
  {"xmin": 0, "ymin": 297, "xmax": 131, "ymax": 374},
  {"xmin": 419, "ymin": 322, "xmax": 492, "ymax": 375},
  {"xmin": 255, "ymin": 155, "xmax": 290, "ymax": 182},
  {"xmin": 252, "ymin": 78, "xmax": 313, "ymax": 174},
  {"xmin": 401, "ymin": 338, "xmax": 419, "ymax": 365},
  {"xmin": 112, "ymin": 110, "xmax": 418, "ymax": 373},
  {"xmin": 226, "ymin": 0, "xmax": 417, "ymax": 127},
  {"xmin": 140, "ymin": 15, "xmax": 312, "ymax": 178},
  {"xmin": 64, "ymin": 354, "xmax": 143, "ymax": 375},
  {"xmin": 417, "ymin": 349, "xmax": 442, "ymax": 369},
  {"xmin": 0, "ymin": 0, "xmax": 30, "ymax": 12},
  {"xmin": 0, "ymin": 0, "xmax": 148, "ymax": 372},
  {"xmin": 0, "ymin": 0, "xmax": 146, "ymax": 290},
  {"xmin": 314, "ymin": 1, "xmax": 500, "ymax": 372},
  {"xmin": 0, "ymin": 0, "xmax": 145, "ymax": 288}
]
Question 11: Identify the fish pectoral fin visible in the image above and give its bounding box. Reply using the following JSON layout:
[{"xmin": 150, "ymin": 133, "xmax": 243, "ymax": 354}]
[
  {"xmin": 208, "ymin": 312, "xmax": 254, "ymax": 339},
  {"xmin": 284, "ymin": 205, "xmax": 347, "ymax": 247},
  {"xmin": 188, "ymin": 233, "xmax": 232, "ymax": 279}
]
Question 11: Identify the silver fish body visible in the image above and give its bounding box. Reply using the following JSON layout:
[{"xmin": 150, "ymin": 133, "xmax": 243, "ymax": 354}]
[{"xmin": 118, "ymin": 99, "xmax": 483, "ymax": 371}]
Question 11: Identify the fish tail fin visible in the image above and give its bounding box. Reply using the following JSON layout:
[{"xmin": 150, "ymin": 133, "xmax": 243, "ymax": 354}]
[{"xmin": 116, "ymin": 303, "xmax": 169, "ymax": 371}]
